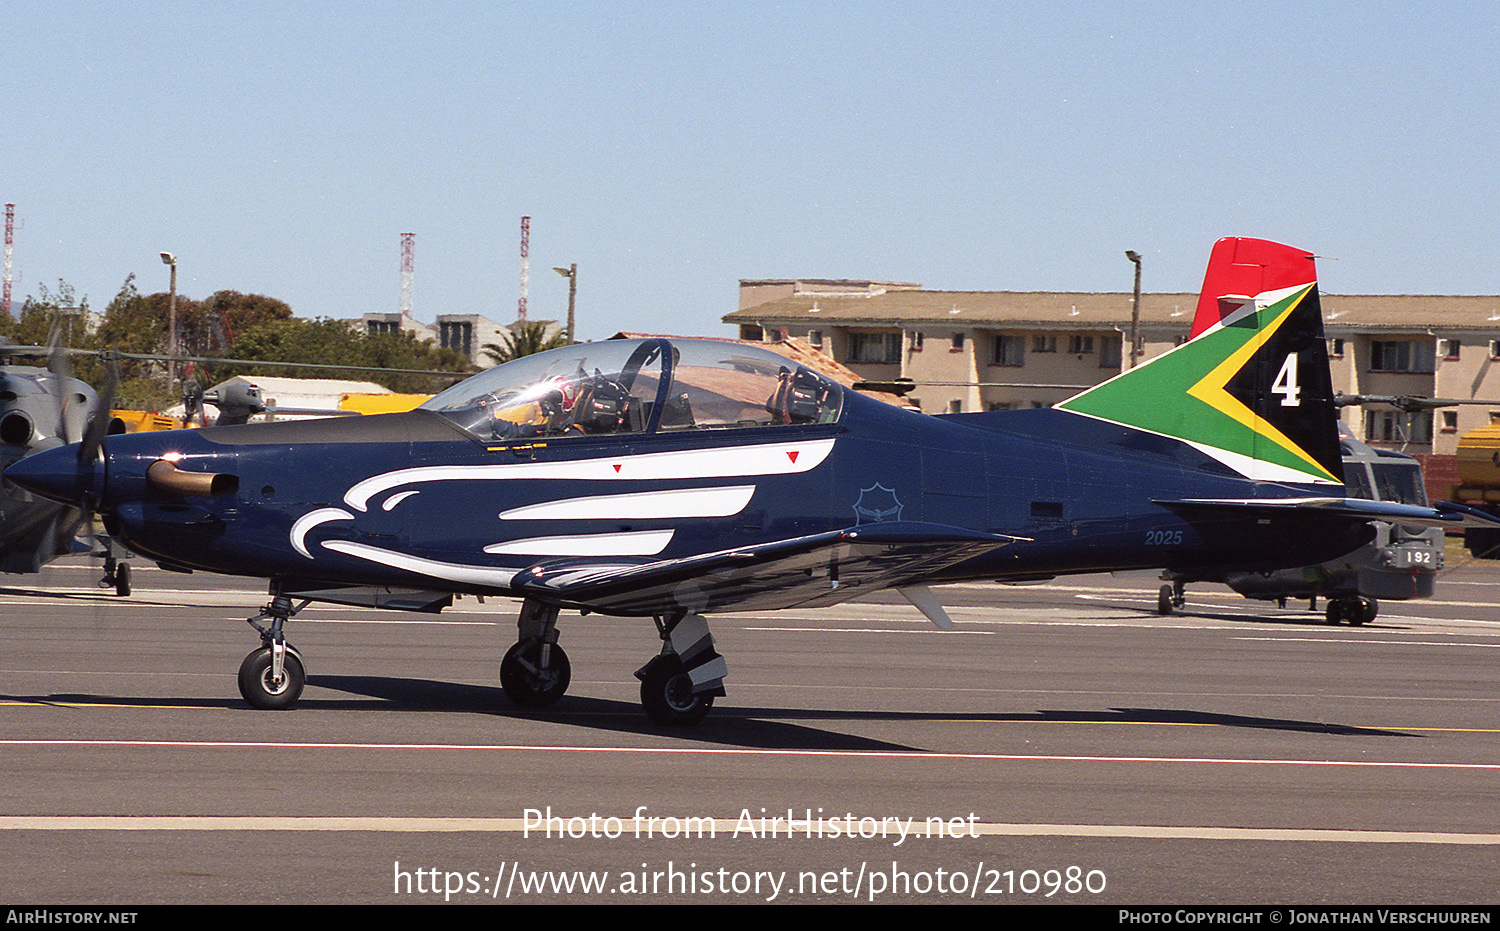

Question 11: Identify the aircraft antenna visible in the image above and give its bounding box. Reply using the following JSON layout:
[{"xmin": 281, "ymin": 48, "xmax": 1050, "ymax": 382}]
[
  {"xmin": 518, "ymin": 215, "xmax": 530, "ymax": 321},
  {"xmin": 3, "ymin": 204, "xmax": 13, "ymax": 317},
  {"xmin": 399, "ymin": 231, "xmax": 415, "ymax": 317}
]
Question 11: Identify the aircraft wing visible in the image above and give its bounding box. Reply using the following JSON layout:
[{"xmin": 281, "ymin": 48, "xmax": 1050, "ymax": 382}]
[
  {"xmin": 510, "ymin": 521, "xmax": 1022, "ymax": 617},
  {"xmin": 1156, "ymin": 496, "xmax": 1500, "ymax": 530}
]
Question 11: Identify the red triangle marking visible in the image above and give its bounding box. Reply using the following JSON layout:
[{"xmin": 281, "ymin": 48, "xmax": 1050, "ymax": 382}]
[
  {"xmin": 787, "ymin": 450, "xmax": 799, "ymax": 463},
  {"xmin": 612, "ymin": 463, "xmax": 622, "ymax": 472}
]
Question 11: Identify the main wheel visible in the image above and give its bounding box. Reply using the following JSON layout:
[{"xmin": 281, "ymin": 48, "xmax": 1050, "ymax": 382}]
[
  {"xmin": 639, "ymin": 656, "xmax": 713, "ymax": 726},
  {"xmin": 237, "ymin": 646, "xmax": 305, "ymax": 710},
  {"xmin": 500, "ymin": 639, "xmax": 571, "ymax": 707},
  {"xmin": 1157, "ymin": 584, "xmax": 1175, "ymax": 616},
  {"xmin": 1325, "ymin": 599, "xmax": 1346, "ymax": 625},
  {"xmin": 1351, "ymin": 597, "xmax": 1377, "ymax": 626}
]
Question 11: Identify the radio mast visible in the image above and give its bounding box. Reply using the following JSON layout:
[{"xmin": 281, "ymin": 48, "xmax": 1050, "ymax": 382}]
[
  {"xmin": 399, "ymin": 232, "xmax": 415, "ymax": 317},
  {"xmin": 3, "ymin": 205, "xmax": 14, "ymax": 317},
  {"xmin": 518, "ymin": 216, "xmax": 530, "ymax": 321}
]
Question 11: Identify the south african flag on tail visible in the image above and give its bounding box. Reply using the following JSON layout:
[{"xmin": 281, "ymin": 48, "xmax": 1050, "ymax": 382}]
[{"xmin": 1057, "ymin": 239, "xmax": 1342, "ymax": 486}]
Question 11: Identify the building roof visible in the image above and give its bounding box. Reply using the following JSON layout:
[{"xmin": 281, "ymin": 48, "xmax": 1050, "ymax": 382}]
[{"xmin": 725, "ymin": 290, "xmax": 1500, "ymax": 333}]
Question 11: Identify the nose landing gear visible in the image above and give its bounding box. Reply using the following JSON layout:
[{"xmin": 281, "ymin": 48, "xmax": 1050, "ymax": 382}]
[{"xmin": 238, "ymin": 589, "xmax": 308, "ymax": 709}]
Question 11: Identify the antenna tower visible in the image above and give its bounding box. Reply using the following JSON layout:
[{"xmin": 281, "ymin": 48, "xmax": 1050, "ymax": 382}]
[
  {"xmin": 518, "ymin": 215, "xmax": 530, "ymax": 321},
  {"xmin": 399, "ymin": 232, "xmax": 415, "ymax": 317},
  {"xmin": 3, "ymin": 205, "xmax": 13, "ymax": 317}
]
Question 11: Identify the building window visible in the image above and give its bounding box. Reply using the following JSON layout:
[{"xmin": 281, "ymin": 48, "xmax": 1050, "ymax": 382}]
[
  {"xmin": 1365, "ymin": 410, "xmax": 1433, "ymax": 444},
  {"xmin": 1032, "ymin": 335, "xmax": 1057, "ymax": 353},
  {"xmin": 1370, "ymin": 340, "xmax": 1435, "ymax": 373},
  {"xmin": 1491, "ymin": 339, "xmax": 1500, "ymax": 360},
  {"xmin": 1441, "ymin": 338, "xmax": 1461, "ymax": 360},
  {"xmin": 1100, "ymin": 338, "xmax": 1121, "ymax": 368},
  {"xmin": 368, "ymin": 321, "xmax": 400, "ymax": 336},
  {"xmin": 440, "ymin": 321, "xmax": 474, "ymax": 358},
  {"xmin": 1441, "ymin": 410, "xmax": 1459, "ymax": 432},
  {"xmin": 950, "ymin": 332, "xmax": 966, "ymax": 352},
  {"xmin": 1068, "ymin": 334, "xmax": 1094, "ymax": 355},
  {"xmin": 847, "ymin": 332, "xmax": 902, "ymax": 364},
  {"xmin": 1329, "ymin": 338, "xmax": 1344, "ymax": 358},
  {"xmin": 808, "ymin": 329, "xmax": 823, "ymax": 348},
  {"xmin": 987, "ymin": 402, "xmax": 1014, "ymax": 411},
  {"xmin": 909, "ymin": 331, "xmax": 924, "ymax": 352},
  {"xmin": 739, "ymin": 324, "xmax": 764, "ymax": 341},
  {"xmin": 947, "ymin": 399, "xmax": 963, "ymax": 414},
  {"xmin": 992, "ymin": 334, "xmax": 1024, "ymax": 367}
]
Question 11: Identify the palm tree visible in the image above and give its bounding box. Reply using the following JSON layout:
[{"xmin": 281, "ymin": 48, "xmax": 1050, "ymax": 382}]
[{"xmin": 482, "ymin": 321, "xmax": 567, "ymax": 365}]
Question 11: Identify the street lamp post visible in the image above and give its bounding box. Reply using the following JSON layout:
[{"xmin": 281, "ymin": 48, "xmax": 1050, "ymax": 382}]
[
  {"xmin": 553, "ymin": 264, "xmax": 577, "ymax": 344},
  {"xmin": 160, "ymin": 251, "xmax": 178, "ymax": 385},
  {"xmin": 1125, "ymin": 250, "xmax": 1142, "ymax": 369}
]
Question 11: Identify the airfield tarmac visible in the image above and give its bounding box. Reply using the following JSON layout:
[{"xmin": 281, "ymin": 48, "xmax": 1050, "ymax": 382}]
[{"xmin": 1, "ymin": 556, "xmax": 1498, "ymax": 905}]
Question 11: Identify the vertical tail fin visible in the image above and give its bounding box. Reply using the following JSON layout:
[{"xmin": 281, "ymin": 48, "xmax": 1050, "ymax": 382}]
[
  {"xmin": 1190, "ymin": 237, "xmax": 1320, "ymax": 338},
  {"xmin": 1057, "ymin": 238, "xmax": 1342, "ymax": 486}
]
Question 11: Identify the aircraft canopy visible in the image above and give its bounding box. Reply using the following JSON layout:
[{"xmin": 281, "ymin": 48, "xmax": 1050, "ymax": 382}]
[{"xmin": 421, "ymin": 338, "xmax": 843, "ymax": 441}]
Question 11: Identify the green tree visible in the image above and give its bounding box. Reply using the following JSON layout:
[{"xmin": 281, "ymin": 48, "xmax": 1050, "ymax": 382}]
[
  {"xmin": 212, "ymin": 318, "xmax": 474, "ymax": 395},
  {"xmin": 0, "ymin": 279, "xmax": 91, "ymax": 348},
  {"xmin": 482, "ymin": 321, "xmax": 567, "ymax": 365},
  {"xmin": 183, "ymin": 290, "xmax": 294, "ymax": 355}
]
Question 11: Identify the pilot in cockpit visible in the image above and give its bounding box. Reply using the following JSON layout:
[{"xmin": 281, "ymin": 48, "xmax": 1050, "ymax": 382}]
[{"xmin": 485, "ymin": 373, "xmax": 580, "ymax": 439}]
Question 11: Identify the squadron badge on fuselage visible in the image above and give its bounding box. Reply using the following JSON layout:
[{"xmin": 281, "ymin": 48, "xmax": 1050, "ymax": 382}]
[{"xmin": 853, "ymin": 483, "xmax": 903, "ymax": 525}]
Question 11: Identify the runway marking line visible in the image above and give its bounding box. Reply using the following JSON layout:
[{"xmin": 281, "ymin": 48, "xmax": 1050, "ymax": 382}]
[
  {"xmin": 2, "ymin": 738, "xmax": 1498, "ymax": 771},
  {"xmin": 0, "ymin": 815, "xmax": 1494, "ymax": 845}
]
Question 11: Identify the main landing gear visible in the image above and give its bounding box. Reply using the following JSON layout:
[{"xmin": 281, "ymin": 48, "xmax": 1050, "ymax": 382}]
[
  {"xmin": 635, "ymin": 613, "xmax": 726, "ymax": 726},
  {"xmin": 1157, "ymin": 581, "xmax": 1185, "ymax": 616},
  {"xmin": 500, "ymin": 600, "xmax": 571, "ymax": 707},
  {"xmin": 498, "ymin": 599, "xmax": 728, "ymax": 725},
  {"xmin": 238, "ymin": 588, "xmax": 308, "ymax": 710},
  {"xmin": 1325, "ymin": 595, "xmax": 1377, "ymax": 626}
]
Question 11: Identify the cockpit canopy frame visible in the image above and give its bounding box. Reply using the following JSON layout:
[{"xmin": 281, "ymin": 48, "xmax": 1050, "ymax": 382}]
[{"xmin": 421, "ymin": 338, "xmax": 843, "ymax": 442}]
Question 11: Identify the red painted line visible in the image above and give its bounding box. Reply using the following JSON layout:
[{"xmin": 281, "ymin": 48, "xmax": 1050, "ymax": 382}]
[{"xmin": 1, "ymin": 739, "xmax": 1496, "ymax": 770}]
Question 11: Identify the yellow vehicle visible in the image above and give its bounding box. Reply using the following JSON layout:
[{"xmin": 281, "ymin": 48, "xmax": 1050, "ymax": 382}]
[
  {"xmin": 338, "ymin": 393, "xmax": 430, "ymax": 415},
  {"xmin": 110, "ymin": 410, "xmax": 183, "ymax": 432},
  {"xmin": 1453, "ymin": 412, "xmax": 1500, "ymax": 557}
]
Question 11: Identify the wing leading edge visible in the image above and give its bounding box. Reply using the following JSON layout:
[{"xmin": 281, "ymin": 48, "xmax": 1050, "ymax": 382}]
[{"xmin": 510, "ymin": 521, "xmax": 1023, "ymax": 617}]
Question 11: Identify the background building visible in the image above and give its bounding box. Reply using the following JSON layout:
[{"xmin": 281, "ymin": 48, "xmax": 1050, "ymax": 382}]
[
  {"xmin": 726, "ymin": 280, "xmax": 1500, "ymax": 471},
  {"xmin": 355, "ymin": 313, "xmax": 560, "ymax": 369}
]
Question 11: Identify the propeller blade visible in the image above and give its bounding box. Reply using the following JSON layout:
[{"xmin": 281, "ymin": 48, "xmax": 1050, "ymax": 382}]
[
  {"xmin": 44, "ymin": 323, "xmax": 76, "ymax": 445},
  {"xmin": 77, "ymin": 354, "xmax": 119, "ymax": 466}
]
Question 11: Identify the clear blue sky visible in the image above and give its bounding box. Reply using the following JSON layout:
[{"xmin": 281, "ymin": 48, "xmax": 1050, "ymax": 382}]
[{"xmin": 6, "ymin": 1, "xmax": 1498, "ymax": 341}]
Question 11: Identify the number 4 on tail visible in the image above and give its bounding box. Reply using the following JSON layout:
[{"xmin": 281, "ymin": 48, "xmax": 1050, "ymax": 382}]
[{"xmin": 1272, "ymin": 353, "xmax": 1300, "ymax": 407}]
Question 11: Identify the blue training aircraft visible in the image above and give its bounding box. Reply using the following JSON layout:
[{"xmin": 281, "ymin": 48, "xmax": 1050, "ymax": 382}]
[{"xmin": 8, "ymin": 238, "xmax": 1496, "ymax": 724}]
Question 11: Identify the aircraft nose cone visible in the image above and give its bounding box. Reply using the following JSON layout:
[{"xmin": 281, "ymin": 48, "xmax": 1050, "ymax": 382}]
[{"xmin": 3, "ymin": 444, "xmax": 102, "ymax": 505}]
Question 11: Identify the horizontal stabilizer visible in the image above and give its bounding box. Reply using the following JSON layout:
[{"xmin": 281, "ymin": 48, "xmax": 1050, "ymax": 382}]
[
  {"xmin": 512, "ymin": 521, "xmax": 1021, "ymax": 617},
  {"xmin": 1156, "ymin": 496, "xmax": 1500, "ymax": 531}
]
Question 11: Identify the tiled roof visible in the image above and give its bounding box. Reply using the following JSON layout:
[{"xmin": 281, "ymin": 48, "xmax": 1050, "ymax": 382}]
[{"xmin": 725, "ymin": 291, "xmax": 1500, "ymax": 332}]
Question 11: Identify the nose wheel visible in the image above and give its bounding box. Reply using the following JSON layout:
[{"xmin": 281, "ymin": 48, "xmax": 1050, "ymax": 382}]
[
  {"xmin": 238, "ymin": 645, "xmax": 306, "ymax": 710},
  {"xmin": 239, "ymin": 588, "xmax": 309, "ymax": 709}
]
